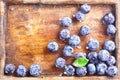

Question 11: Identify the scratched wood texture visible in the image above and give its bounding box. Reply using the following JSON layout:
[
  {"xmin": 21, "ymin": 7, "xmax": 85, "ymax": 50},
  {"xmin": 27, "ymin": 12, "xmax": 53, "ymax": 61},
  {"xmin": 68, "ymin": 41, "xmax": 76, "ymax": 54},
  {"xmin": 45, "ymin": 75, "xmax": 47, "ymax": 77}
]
[{"xmin": 0, "ymin": 0, "xmax": 120, "ymax": 80}]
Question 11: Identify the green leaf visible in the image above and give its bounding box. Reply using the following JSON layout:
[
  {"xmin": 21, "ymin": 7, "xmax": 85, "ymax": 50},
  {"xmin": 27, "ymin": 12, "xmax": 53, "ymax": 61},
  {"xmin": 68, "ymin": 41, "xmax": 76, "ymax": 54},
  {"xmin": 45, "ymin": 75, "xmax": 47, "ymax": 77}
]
[{"xmin": 72, "ymin": 57, "xmax": 89, "ymax": 68}]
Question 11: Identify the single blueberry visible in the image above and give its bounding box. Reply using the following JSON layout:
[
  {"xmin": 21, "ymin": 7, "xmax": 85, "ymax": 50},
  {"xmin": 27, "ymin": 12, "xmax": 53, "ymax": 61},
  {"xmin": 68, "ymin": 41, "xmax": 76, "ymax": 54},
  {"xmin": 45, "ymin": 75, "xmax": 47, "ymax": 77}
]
[
  {"xmin": 62, "ymin": 45, "xmax": 74, "ymax": 57},
  {"xmin": 16, "ymin": 65, "xmax": 27, "ymax": 77},
  {"xmin": 79, "ymin": 25, "xmax": 90, "ymax": 36},
  {"xmin": 30, "ymin": 64, "xmax": 42, "ymax": 77},
  {"xmin": 47, "ymin": 41, "xmax": 59, "ymax": 52},
  {"xmin": 106, "ymin": 66, "xmax": 118, "ymax": 77},
  {"xmin": 61, "ymin": 17, "xmax": 72, "ymax": 27},
  {"xmin": 76, "ymin": 67, "xmax": 87, "ymax": 76},
  {"xmin": 87, "ymin": 63, "xmax": 96, "ymax": 75},
  {"xmin": 103, "ymin": 13, "xmax": 115, "ymax": 25},
  {"xmin": 98, "ymin": 49, "xmax": 110, "ymax": 61},
  {"xmin": 104, "ymin": 40, "xmax": 115, "ymax": 52},
  {"xmin": 107, "ymin": 25, "xmax": 117, "ymax": 35},
  {"xmin": 87, "ymin": 52, "xmax": 98, "ymax": 64},
  {"xmin": 86, "ymin": 39, "xmax": 99, "ymax": 51},
  {"xmin": 106, "ymin": 56, "xmax": 116, "ymax": 66},
  {"xmin": 59, "ymin": 29, "xmax": 70, "ymax": 40},
  {"xmin": 74, "ymin": 52, "xmax": 86, "ymax": 59},
  {"xmin": 80, "ymin": 4, "xmax": 91, "ymax": 14},
  {"xmin": 68, "ymin": 35, "xmax": 81, "ymax": 47},
  {"xmin": 55, "ymin": 57, "xmax": 66, "ymax": 68},
  {"xmin": 5, "ymin": 63, "xmax": 15, "ymax": 75},
  {"xmin": 64, "ymin": 65, "xmax": 75, "ymax": 76},
  {"xmin": 96, "ymin": 62, "xmax": 107, "ymax": 75},
  {"xmin": 74, "ymin": 11, "xmax": 84, "ymax": 22}
]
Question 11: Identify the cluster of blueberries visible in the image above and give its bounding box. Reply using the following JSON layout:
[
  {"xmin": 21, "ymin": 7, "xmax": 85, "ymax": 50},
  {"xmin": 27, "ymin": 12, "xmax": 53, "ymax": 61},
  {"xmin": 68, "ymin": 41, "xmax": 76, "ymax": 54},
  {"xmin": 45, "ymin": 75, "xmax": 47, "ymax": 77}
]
[
  {"xmin": 4, "ymin": 64, "xmax": 42, "ymax": 77},
  {"xmin": 47, "ymin": 4, "xmax": 118, "ymax": 77}
]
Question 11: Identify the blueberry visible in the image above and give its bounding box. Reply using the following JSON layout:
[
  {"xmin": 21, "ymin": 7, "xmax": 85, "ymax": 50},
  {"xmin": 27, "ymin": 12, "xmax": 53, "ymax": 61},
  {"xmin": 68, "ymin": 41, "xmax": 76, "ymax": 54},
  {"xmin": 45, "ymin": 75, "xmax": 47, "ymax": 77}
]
[
  {"xmin": 87, "ymin": 63, "xmax": 96, "ymax": 75},
  {"xmin": 16, "ymin": 65, "xmax": 27, "ymax": 77},
  {"xmin": 80, "ymin": 4, "xmax": 91, "ymax": 14},
  {"xmin": 76, "ymin": 67, "xmax": 87, "ymax": 76},
  {"xmin": 107, "ymin": 25, "xmax": 117, "ymax": 35},
  {"xmin": 68, "ymin": 35, "xmax": 81, "ymax": 47},
  {"xmin": 64, "ymin": 65, "xmax": 75, "ymax": 76},
  {"xmin": 5, "ymin": 64, "xmax": 15, "ymax": 75},
  {"xmin": 87, "ymin": 52, "xmax": 98, "ymax": 64},
  {"xmin": 103, "ymin": 13, "xmax": 115, "ymax": 25},
  {"xmin": 96, "ymin": 62, "xmax": 107, "ymax": 75},
  {"xmin": 86, "ymin": 39, "xmax": 99, "ymax": 51},
  {"xmin": 59, "ymin": 29, "xmax": 70, "ymax": 40},
  {"xmin": 62, "ymin": 45, "xmax": 74, "ymax": 57},
  {"xmin": 106, "ymin": 66, "xmax": 118, "ymax": 77},
  {"xmin": 98, "ymin": 49, "xmax": 110, "ymax": 61},
  {"xmin": 74, "ymin": 52, "xmax": 86, "ymax": 59},
  {"xmin": 60, "ymin": 17, "xmax": 72, "ymax": 27},
  {"xmin": 106, "ymin": 56, "xmax": 116, "ymax": 66},
  {"xmin": 74, "ymin": 11, "xmax": 84, "ymax": 22},
  {"xmin": 104, "ymin": 40, "xmax": 115, "ymax": 52},
  {"xmin": 55, "ymin": 57, "xmax": 66, "ymax": 68},
  {"xmin": 30, "ymin": 64, "xmax": 42, "ymax": 76},
  {"xmin": 79, "ymin": 25, "xmax": 90, "ymax": 36},
  {"xmin": 47, "ymin": 41, "xmax": 59, "ymax": 52}
]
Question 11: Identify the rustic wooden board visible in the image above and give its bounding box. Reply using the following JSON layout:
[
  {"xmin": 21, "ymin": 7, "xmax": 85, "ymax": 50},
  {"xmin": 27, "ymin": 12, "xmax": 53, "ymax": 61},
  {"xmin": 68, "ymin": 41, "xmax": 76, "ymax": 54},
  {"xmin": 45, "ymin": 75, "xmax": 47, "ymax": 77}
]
[{"xmin": 1, "ymin": 0, "xmax": 120, "ymax": 80}]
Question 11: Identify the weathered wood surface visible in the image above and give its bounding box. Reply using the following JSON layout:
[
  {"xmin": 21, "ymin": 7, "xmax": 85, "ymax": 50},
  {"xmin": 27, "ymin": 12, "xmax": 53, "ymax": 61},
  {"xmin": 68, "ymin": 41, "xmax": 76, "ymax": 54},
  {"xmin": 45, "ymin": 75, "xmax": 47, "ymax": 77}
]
[{"xmin": 0, "ymin": 0, "xmax": 120, "ymax": 80}]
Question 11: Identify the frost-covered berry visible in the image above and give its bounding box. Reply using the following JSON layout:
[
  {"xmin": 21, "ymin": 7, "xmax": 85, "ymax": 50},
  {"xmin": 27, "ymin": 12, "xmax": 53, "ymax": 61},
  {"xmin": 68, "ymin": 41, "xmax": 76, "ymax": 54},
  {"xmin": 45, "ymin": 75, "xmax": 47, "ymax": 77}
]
[
  {"xmin": 59, "ymin": 29, "xmax": 70, "ymax": 40},
  {"xmin": 87, "ymin": 52, "xmax": 98, "ymax": 64},
  {"xmin": 106, "ymin": 56, "xmax": 116, "ymax": 66},
  {"xmin": 47, "ymin": 41, "xmax": 59, "ymax": 52},
  {"xmin": 64, "ymin": 65, "xmax": 75, "ymax": 76},
  {"xmin": 62, "ymin": 45, "xmax": 74, "ymax": 57},
  {"xmin": 106, "ymin": 66, "xmax": 118, "ymax": 77},
  {"xmin": 86, "ymin": 39, "xmax": 99, "ymax": 51},
  {"xmin": 80, "ymin": 4, "xmax": 91, "ymax": 14},
  {"xmin": 30, "ymin": 64, "xmax": 42, "ymax": 76},
  {"xmin": 98, "ymin": 49, "xmax": 110, "ymax": 61},
  {"xmin": 96, "ymin": 62, "xmax": 107, "ymax": 75},
  {"xmin": 60, "ymin": 17, "xmax": 72, "ymax": 27},
  {"xmin": 74, "ymin": 11, "xmax": 84, "ymax": 22},
  {"xmin": 103, "ymin": 13, "xmax": 115, "ymax": 25},
  {"xmin": 55, "ymin": 57, "xmax": 66, "ymax": 68},
  {"xmin": 103, "ymin": 40, "xmax": 115, "ymax": 52},
  {"xmin": 76, "ymin": 67, "xmax": 87, "ymax": 76},
  {"xmin": 87, "ymin": 63, "xmax": 96, "ymax": 75},
  {"xmin": 107, "ymin": 25, "xmax": 117, "ymax": 35},
  {"xmin": 79, "ymin": 25, "xmax": 90, "ymax": 36},
  {"xmin": 16, "ymin": 65, "xmax": 27, "ymax": 77},
  {"xmin": 5, "ymin": 64, "xmax": 15, "ymax": 75},
  {"xmin": 74, "ymin": 52, "xmax": 86, "ymax": 59},
  {"xmin": 68, "ymin": 35, "xmax": 81, "ymax": 47}
]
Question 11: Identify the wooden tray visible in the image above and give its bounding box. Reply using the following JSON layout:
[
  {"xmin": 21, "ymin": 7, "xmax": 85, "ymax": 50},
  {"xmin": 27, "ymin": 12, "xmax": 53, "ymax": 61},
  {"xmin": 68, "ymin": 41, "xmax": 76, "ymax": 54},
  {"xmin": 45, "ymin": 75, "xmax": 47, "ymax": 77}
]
[{"xmin": 0, "ymin": 0, "xmax": 120, "ymax": 80}]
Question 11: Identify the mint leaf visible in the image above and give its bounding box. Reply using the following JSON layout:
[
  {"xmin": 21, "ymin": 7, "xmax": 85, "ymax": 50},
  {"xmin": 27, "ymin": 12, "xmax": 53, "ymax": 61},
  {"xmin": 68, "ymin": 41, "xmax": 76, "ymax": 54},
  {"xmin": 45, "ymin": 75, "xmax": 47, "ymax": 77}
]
[{"xmin": 72, "ymin": 57, "xmax": 89, "ymax": 68}]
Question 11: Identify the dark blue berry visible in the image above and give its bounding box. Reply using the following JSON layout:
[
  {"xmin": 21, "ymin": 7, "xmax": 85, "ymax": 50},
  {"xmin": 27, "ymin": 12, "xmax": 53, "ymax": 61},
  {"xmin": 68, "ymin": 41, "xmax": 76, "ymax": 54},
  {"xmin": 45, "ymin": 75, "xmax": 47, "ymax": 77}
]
[
  {"xmin": 64, "ymin": 65, "xmax": 75, "ymax": 76},
  {"xmin": 59, "ymin": 29, "xmax": 70, "ymax": 40},
  {"xmin": 55, "ymin": 57, "xmax": 66, "ymax": 68},
  {"xmin": 76, "ymin": 67, "xmax": 87, "ymax": 76},
  {"xmin": 5, "ymin": 64, "xmax": 15, "ymax": 75},
  {"xmin": 74, "ymin": 11, "xmax": 84, "ymax": 22},
  {"xmin": 103, "ymin": 40, "xmax": 115, "ymax": 52},
  {"xmin": 16, "ymin": 65, "xmax": 27, "ymax": 77},
  {"xmin": 103, "ymin": 13, "xmax": 115, "ymax": 25},
  {"xmin": 30, "ymin": 64, "xmax": 42, "ymax": 76},
  {"xmin": 86, "ymin": 39, "xmax": 99, "ymax": 51},
  {"xmin": 68, "ymin": 35, "xmax": 81, "ymax": 47},
  {"xmin": 87, "ymin": 63, "xmax": 96, "ymax": 75},
  {"xmin": 74, "ymin": 52, "xmax": 86, "ymax": 59},
  {"xmin": 106, "ymin": 56, "xmax": 116, "ymax": 66},
  {"xmin": 47, "ymin": 41, "xmax": 59, "ymax": 52},
  {"xmin": 62, "ymin": 45, "xmax": 74, "ymax": 57},
  {"xmin": 107, "ymin": 25, "xmax": 117, "ymax": 35},
  {"xmin": 80, "ymin": 4, "xmax": 91, "ymax": 14},
  {"xmin": 61, "ymin": 17, "xmax": 72, "ymax": 27},
  {"xmin": 79, "ymin": 25, "xmax": 90, "ymax": 36},
  {"xmin": 87, "ymin": 52, "xmax": 98, "ymax": 64},
  {"xmin": 106, "ymin": 66, "xmax": 118, "ymax": 77}
]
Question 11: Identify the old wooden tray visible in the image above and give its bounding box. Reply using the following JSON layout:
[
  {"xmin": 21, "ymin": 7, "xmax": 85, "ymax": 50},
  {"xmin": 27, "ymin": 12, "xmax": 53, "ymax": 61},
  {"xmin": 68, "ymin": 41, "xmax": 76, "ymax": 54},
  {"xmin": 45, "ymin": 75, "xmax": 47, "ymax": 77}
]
[{"xmin": 0, "ymin": 0, "xmax": 120, "ymax": 80}]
